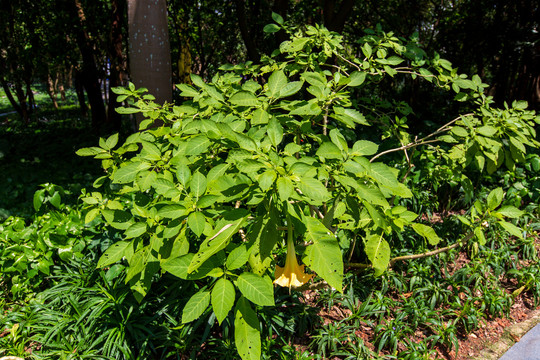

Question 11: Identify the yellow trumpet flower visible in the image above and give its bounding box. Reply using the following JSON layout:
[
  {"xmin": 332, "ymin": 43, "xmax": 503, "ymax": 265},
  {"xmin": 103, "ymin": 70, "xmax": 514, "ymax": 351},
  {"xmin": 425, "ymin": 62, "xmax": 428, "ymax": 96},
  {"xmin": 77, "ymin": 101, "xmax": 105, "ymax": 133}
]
[{"xmin": 274, "ymin": 224, "xmax": 313, "ymax": 291}]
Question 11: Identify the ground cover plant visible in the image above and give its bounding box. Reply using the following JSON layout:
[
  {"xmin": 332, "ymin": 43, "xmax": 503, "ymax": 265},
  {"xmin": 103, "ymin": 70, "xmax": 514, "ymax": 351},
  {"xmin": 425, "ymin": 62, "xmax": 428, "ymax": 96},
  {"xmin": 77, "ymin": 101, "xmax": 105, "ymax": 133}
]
[{"xmin": 1, "ymin": 19, "xmax": 540, "ymax": 360}]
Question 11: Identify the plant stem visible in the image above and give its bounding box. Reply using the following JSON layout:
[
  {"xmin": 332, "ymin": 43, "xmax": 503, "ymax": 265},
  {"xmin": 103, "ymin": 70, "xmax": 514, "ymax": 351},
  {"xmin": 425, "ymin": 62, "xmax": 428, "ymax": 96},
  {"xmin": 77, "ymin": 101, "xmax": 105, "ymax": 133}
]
[{"xmin": 369, "ymin": 113, "xmax": 474, "ymax": 162}]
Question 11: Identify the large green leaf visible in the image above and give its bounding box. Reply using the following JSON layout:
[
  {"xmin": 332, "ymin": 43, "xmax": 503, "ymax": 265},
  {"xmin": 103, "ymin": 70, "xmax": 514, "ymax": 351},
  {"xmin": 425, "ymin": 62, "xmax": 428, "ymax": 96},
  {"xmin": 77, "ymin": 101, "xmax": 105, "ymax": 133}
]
[
  {"xmin": 97, "ymin": 241, "xmax": 130, "ymax": 268},
  {"xmin": 236, "ymin": 273, "xmax": 274, "ymax": 306},
  {"xmin": 248, "ymin": 211, "xmax": 279, "ymax": 275},
  {"xmin": 298, "ymin": 177, "xmax": 330, "ymax": 204},
  {"xmin": 333, "ymin": 107, "xmax": 368, "ymax": 126},
  {"xmin": 162, "ymin": 253, "xmax": 223, "ymax": 279},
  {"xmin": 113, "ymin": 162, "xmax": 147, "ymax": 184},
  {"xmin": 157, "ymin": 204, "xmax": 187, "ymax": 219},
  {"xmin": 411, "ymin": 223, "xmax": 441, "ymax": 245},
  {"xmin": 251, "ymin": 108, "xmax": 269, "ymax": 125},
  {"xmin": 176, "ymin": 83, "xmax": 199, "ymax": 97},
  {"xmin": 277, "ymin": 81, "xmax": 303, "ymax": 98},
  {"xmin": 182, "ymin": 290, "xmax": 211, "ymax": 323},
  {"xmin": 257, "ymin": 170, "xmax": 276, "ymax": 192},
  {"xmin": 329, "ymin": 129, "xmax": 348, "ymax": 152},
  {"xmin": 369, "ymin": 162, "xmax": 399, "ymax": 189},
  {"xmin": 347, "ymin": 71, "xmax": 367, "ymax": 87},
  {"xmin": 303, "ymin": 217, "xmax": 343, "ymax": 292},
  {"xmin": 357, "ymin": 184, "xmax": 389, "ymax": 207},
  {"xmin": 276, "ymin": 177, "xmax": 294, "ymax": 202},
  {"xmin": 487, "ymin": 187, "xmax": 503, "ymax": 211},
  {"xmin": 212, "ymin": 278, "xmax": 236, "ymax": 325},
  {"xmin": 289, "ymin": 100, "xmax": 321, "ymax": 116},
  {"xmin": 234, "ymin": 297, "xmax": 261, "ymax": 360},
  {"xmin": 207, "ymin": 164, "xmax": 230, "ymax": 184},
  {"xmin": 351, "ymin": 140, "xmax": 379, "ymax": 156},
  {"xmin": 185, "ymin": 136, "xmax": 211, "ymax": 156},
  {"xmin": 188, "ymin": 210, "xmax": 248, "ymax": 273},
  {"xmin": 76, "ymin": 146, "xmax": 106, "ymax": 157},
  {"xmin": 496, "ymin": 206, "xmax": 524, "ymax": 218},
  {"xmin": 141, "ymin": 141, "xmax": 161, "ymax": 160},
  {"xmin": 124, "ymin": 222, "xmax": 147, "ymax": 239},
  {"xmin": 235, "ymin": 133, "xmax": 258, "ymax": 152},
  {"xmin": 226, "ymin": 244, "xmax": 249, "ymax": 270},
  {"xmin": 268, "ymin": 70, "xmax": 287, "ymax": 98},
  {"xmin": 102, "ymin": 209, "xmax": 133, "ymax": 230},
  {"xmin": 316, "ymin": 142, "xmax": 342, "ymax": 160},
  {"xmin": 364, "ymin": 233, "xmax": 390, "ymax": 276},
  {"xmin": 230, "ymin": 91, "xmax": 259, "ymax": 107},
  {"xmin": 267, "ymin": 117, "xmax": 283, "ymax": 147},
  {"xmin": 498, "ymin": 220, "xmax": 523, "ymax": 238},
  {"xmin": 136, "ymin": 171, "xmax": 157, "ymax": 192},
  {"xmin": 190, "ymin": 171, "xmax": 207, "ymax": 198},
  {"xmin": 188, "ymin": 212, "xmax": 206, "ymax": 237}
]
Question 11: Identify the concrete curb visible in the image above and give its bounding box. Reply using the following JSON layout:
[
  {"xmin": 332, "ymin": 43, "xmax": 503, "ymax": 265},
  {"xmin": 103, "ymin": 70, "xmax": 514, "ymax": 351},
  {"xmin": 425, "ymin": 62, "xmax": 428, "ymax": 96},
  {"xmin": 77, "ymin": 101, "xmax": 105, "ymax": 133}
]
[{"xmin": 470, "ymin": 309, "xmax": 540, "ymax": 360}]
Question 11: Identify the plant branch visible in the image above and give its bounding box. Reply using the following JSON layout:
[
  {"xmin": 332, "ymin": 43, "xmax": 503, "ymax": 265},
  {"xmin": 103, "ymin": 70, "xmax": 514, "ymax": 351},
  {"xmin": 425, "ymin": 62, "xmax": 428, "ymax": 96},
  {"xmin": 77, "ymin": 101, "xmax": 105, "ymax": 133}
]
[
  {"xmin": 347, "ymin": 232, "xmax": 475, "ymax": 269},
  {"xmin": 370, "ymin": 113, "xmax": 474, "ymax": 162},
  {"xmin": 370, "ymin": 138, "xmax": 439, "ymax": 162},
  {"xmin": 388, "ymin": 241, "xmax": 462, "ymax": 266}
]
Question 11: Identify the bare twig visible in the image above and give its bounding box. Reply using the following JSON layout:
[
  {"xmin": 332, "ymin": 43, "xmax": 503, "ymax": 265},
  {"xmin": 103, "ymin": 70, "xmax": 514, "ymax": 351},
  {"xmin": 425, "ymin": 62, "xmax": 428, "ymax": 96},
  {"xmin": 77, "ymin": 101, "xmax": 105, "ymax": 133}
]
[
  {"xmin": 309, "ymin": 205, "xmax": 325, "ymax": 220},
  {"xmin": 370, "ymin": 138, "xmax": 439, "ymax": 162},
  {"xmin": 369, "ymin": 113, "xmax": 475, "ymax": 163},
  {"xmin": 322, "ymin": 107, "xmax": 329, "ymax": 136},
  {"xmin": 388, "ymin": 241, "xmax": 462, "ymax": 266}
]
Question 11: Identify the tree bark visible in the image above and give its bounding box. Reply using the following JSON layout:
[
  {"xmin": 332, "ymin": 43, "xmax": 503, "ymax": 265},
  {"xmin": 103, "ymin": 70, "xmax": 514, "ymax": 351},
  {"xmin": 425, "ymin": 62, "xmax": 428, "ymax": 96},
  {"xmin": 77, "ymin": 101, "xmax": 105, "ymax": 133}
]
[
  {"xmin": 13, "ymin": 80, "xmax": 29, "ymax": 123},
  {"xmin": 46, "ymin": 73, "xmax": 59, "ymax": 110},
  {"xmin": 74, "ymin": 70, "xmax": 89, "ymax": 116},
  {"xmin": 127, "ymin": 0, "xmax": 173, "ymax": 127},
  {"xmin": 234, "ymin": 0, "xmax": 260, "ymax": 62},
  {"xmin": 0, "ymin": 78, "xmax": 21, "ymax": 114},
  {"xmin": 107, "ymin": 0, "xmax": 126, "ymax": 131},
  {"xmin": 65, "ymin": 0, "xmax": 107, "ymax": 131}
]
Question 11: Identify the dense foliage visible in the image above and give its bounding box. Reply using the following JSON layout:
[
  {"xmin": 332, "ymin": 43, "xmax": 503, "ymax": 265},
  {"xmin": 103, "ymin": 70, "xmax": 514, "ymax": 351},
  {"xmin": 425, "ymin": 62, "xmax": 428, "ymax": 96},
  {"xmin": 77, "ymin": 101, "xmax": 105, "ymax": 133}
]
[
  {"xmin": 72, "ymin": 22, "xmax": 539, "ymax": 359},
  {"xmin": 1, "ymin": 6, "xmax": 539, "ymax": 360}
]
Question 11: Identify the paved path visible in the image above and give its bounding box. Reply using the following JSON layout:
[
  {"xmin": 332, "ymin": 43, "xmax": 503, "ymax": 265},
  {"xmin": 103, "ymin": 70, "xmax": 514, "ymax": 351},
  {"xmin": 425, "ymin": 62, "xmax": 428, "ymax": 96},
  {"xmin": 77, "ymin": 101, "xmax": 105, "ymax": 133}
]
[{"xmin": 499, "ymin": 323, "xmax": 540, "ymax": 360}]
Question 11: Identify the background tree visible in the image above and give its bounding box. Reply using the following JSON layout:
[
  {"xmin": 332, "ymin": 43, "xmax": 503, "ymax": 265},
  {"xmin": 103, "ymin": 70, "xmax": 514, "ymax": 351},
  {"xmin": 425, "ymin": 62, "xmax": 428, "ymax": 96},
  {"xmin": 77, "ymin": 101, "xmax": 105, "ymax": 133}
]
[{"xmin": 127, "ymin": 0, "xmax": 172, "ymax": 124}]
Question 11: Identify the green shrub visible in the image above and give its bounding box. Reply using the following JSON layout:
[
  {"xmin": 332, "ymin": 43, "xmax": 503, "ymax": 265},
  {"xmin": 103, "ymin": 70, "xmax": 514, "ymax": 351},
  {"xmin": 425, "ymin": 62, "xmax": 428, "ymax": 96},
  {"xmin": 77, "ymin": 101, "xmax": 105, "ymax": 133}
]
[{"xmin": 75, "ymin": 21, "xmax": 539, "ymax": 360}]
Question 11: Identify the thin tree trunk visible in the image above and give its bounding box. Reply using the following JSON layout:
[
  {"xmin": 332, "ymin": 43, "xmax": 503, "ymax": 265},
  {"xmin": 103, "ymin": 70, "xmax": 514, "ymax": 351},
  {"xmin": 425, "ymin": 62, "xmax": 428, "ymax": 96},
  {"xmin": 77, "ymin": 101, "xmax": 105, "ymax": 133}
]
[
  {"xmin": 234, "ymin": 0, "xmax": 260, "ymax": 61},
  {"xmin": 127, "ymin": 0, "xmax": 173, "ymax": 128},
  {"xmin": 0, "ymin": 78, "xmax": 21, "ymax": 114},
  {"xmin": 25, "ymin": 77, "xmax": 34, "ymax": 113},
  {"xmin": 14, "ymin": 80, "xmax": 29, "ymax": 123},
  {"xmin": 67, "ymin": 0, "xmax": 106, "ymax": 131},
  {"xmin": 107, "ymin": 0, "xmax": 126, "ymax": 131},
  {"xmin": 74, "ymin": 70, "xmax": 88, "ymax": 116},
  {"xmin": 57, "ymin": 76, "xmax": 66, "ymax": 102},
  {"xmin": 46, "ymin": 73, "xmax": 59, "ymax": 109}
]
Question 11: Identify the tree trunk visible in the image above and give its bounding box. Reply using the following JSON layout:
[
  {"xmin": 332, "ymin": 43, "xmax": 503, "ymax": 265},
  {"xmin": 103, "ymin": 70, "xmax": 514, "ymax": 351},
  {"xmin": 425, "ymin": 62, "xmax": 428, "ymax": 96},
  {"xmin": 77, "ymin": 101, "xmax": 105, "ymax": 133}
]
[
  {"xmin": 74, "ymin": 70, "xmax": 89, "ymax": 116},
  {"xmin": 13, "ymin": 80, "xmax": 30, "ymax": 123},
  {"xmin": 25, "ymin": 77, "xmax": 34, "ymax": 113},
  {"xmin": 66, "ymin": 0, "xmax": 107, "ymax": 131},
  {"xmin": 127, "ymin": 0, "xmax": 173, "ymax": 127},
  {"xmin": 234, "ymin": 0, "xmax": 260, "ymax": 62},
  {"xmin": 0, "ymin": 78, "xmax": 21, "ymax": 114},
  {"xmin": 46, "ymin": 73, "xmax": 59, "ymax": 110},
  {"xmin": 107, "ymin": 0, "xmax": 127, "ymax": 131}
]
